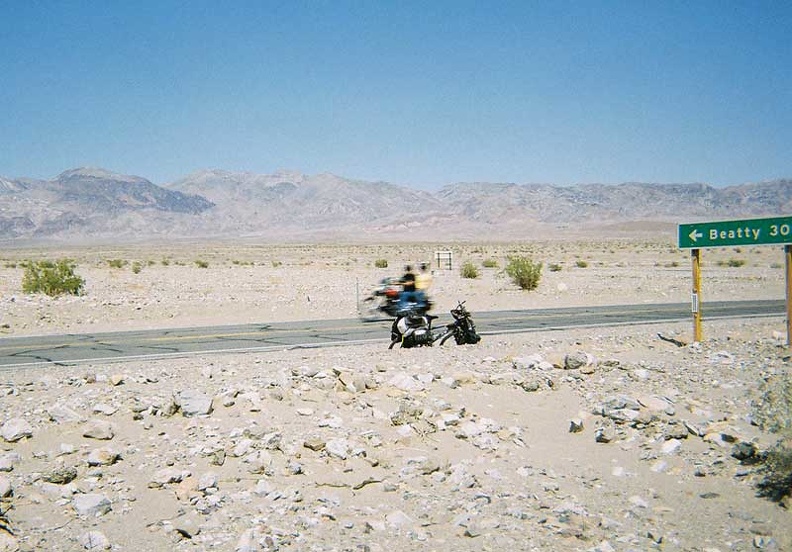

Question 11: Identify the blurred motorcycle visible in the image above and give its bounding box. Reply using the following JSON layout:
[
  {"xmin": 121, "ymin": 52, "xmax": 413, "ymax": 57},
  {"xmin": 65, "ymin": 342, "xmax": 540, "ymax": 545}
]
[{"xmin": 360, "ymin": 276, "xmax": 431, "ymax": 320}]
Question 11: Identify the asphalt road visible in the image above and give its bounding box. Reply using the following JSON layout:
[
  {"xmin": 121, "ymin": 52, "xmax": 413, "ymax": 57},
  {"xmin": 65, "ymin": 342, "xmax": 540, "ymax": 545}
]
[{"xmin": 0, "ymin": 300, "xmax": 785, "ymax": 368}]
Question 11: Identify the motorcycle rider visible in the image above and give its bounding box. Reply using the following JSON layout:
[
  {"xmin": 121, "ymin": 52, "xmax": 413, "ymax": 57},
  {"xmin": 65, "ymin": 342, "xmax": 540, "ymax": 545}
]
[
  {"xmin": 415, "ymin": 262, "xmax": 432, "ymax": 303},
  {"xmin": 397, "ymin": 265, "xmax": 422, "ymax": 312}
]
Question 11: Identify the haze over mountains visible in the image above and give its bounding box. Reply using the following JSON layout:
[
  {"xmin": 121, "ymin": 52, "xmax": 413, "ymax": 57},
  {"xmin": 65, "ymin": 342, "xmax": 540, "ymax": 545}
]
[{"xmin": 0, "ymin": 167, "xmax": 789, "ymax": 243}]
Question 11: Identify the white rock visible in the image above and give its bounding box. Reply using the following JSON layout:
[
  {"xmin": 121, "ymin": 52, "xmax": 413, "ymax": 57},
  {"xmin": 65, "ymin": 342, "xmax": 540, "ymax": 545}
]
[
  {"xmin": 661, "ymin": 439, "xmax": 682, "ymax": 455},
  {"xmin": 87, "ymin": 447, "xmax": 120, "ymax": 466},
  {"xmin": 149, "ymin": 468, "xmax": 187, "ymax": 488},
  {"xmin": 1, "ymin": 418, "xmax": 33, "ymax": 442},
  {"xmin": 325, "ymin": 438, "xmax": 350, "ymax": 460},
  {"xmin": 0, "ymin": 474, "xmax": 12, "ymax": 497},
  {"xmin": 176, "ymin": 390, "xmax": 214, "ymax": 417},
  {"xmin": 637, "ymin": 395, "xmax": 667, "ymax": 410},
  {"xmin": 198, "ymin": 472, "xmax": 218, "ymax": 491},
  {"xmin": 385, "ymin": 509, "xmax": 414, "ymax": 529},
  {"xmin": 82, "ymin": 420, "xmax": 115, "ymax": 440},
  {"xmin": 0, "ymin": 532, "xmax": 19, "ymax": 552},
  {"xmin": 628, "ymin": 495, "xmax": 649, "ymax": 509},
  {"xmin": 318, "ymin": 414, "xmax": 343, "ymax": 428},
  {"xmin": 92, "ymin": 403, "xmax": 118, "ymax": 416},
  {"xmin": 0, "ymin": 452, "xmax": 21, "ymax": 472},
  {"xmin": 79, "ymin": 530, "xmax": 111, "ymax": 550},
  {"xmin": 47, "ymin": 404, "xmax": 84, "ymax": 423},
  {"xmin": 388, "ymin": 372, "xmax": 425, "ymax": 393},
  {"xmin": 512, "ymin": 354, "xmax": 544, "ymax": 370},
  {"xmin": 651, "ymin": 460, "xmax": 669, "ymax": 473},
  {"xmin": 72, "ymin": 493, "xmax": 112, "ymax": 517}
]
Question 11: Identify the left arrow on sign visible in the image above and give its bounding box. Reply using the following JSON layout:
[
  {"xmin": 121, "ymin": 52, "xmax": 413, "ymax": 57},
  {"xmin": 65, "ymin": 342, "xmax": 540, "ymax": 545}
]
[{"xmin": 688, "ymin": 229, "xmax": 703, "ymax": 242}]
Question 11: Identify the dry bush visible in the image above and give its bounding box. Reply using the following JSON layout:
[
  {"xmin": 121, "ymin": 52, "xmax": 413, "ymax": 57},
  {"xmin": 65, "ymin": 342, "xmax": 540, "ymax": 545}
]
[
  {"xmin": 505, "ymin": 255, "xmax": 542, "ymax": 290},
  {"xmin": 22, "ymin": 259, "xmax": 85, "ymax": 296},
  {"xmin": 753, "ymin": 371, "xmax": 792, "ymax": 504},
  {"xmin": 461, "ymin": 261, "xmax": 479, "ymax": 279}
]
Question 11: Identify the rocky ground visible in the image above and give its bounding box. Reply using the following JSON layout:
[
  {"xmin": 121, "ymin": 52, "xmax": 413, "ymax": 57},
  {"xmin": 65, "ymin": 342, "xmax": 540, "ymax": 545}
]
[
  {"xmin": 0, "ymin": 240, "xmax": 784, "ymax": 337},
  {"xmin": 0, "ymin": 240, "xmax": 790, "ymax": 551}
]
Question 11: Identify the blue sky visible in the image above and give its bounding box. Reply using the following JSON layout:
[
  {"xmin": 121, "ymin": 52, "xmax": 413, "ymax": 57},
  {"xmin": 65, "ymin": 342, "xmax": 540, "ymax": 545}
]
[{"xmin": 1, "ymin": 1, "xmax": 790, "ymax": 189}]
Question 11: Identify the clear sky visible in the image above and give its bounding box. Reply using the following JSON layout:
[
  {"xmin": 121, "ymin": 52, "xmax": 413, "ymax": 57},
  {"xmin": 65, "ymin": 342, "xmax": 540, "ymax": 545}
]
[{"xmin": 1, "ymin": 1, "xmax": 790, "ymax": 189}]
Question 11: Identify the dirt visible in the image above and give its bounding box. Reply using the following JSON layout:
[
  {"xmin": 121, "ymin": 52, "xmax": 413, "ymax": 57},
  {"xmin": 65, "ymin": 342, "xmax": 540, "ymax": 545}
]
[{"xmin": 0, "ymin": 239, "xmax": 790, "ymax": 551}]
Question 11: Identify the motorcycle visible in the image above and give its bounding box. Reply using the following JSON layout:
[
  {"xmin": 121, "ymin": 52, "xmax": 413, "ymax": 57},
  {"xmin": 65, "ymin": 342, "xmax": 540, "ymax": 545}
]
[
  {"xmin": 388, "ymin": 301, "xmax": 481, "ymax": 349},
  {"xmin": 360, "ymin": 277, "xmax": 432, "ymax": 320}
]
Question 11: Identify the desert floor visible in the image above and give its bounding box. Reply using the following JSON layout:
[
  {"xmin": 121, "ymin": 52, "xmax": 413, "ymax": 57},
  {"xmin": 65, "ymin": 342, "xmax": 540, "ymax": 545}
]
[
  {"xmin": 0, "ymin": 238, "xmax": 786, "ymax": 337},
  {"xmin": 0, "ymin": 238, "xmax": 790, "ymax": 551}
]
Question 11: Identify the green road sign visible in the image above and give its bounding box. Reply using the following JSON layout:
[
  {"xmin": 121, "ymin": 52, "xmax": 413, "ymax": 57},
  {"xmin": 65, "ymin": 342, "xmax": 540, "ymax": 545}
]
[{"xmin": 679, "ymin": 215, "xmax": 792, "ymax": 249}]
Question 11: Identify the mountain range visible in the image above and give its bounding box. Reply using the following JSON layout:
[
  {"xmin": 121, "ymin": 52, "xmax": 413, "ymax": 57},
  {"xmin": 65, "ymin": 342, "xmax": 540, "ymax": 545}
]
[{"xmin": 0, "ymin": 167, "xmax": 789, "ymax": 243}]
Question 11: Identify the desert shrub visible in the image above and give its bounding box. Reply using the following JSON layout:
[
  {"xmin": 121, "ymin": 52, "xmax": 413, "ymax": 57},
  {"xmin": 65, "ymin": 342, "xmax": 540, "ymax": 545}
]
[
  {"xmin": 754, "ymin": 373, "xmax": 792, "ymax": 435},
  {"xmin": 771, "ymin": 263, "xmax": 783, "ymax": 269},
  {"xmin": 4, "ymin": 262, "xmax": 17, "ymax": 269},
  {"xmin": 757, "ymin": 442, "xmax": 792, "ymax": 503},
  {"xmin": 482, "ymin": 259, "xmax": 498, "ymax": 268},
  {"xmin": 161, "ymin": 259, "xmax": 171, "ymax": 266},
  {"xmin": 107, "ymin": 259, "xmax": 127, "ymax": 269},
  {"xmin": 752, "ymin": 372, "xmax": 792, "ymax": 503},
  {"xmin": 195, "ymin": 259, "xmax": 209, "ymax": 268},
  {"xmin": 374, "ymin": 259, "xmax": 388, "ymax": 269},
  {"xmin": 548, "ymin": 263, "xmax": 563, "ymax": 272},
  {"xmin": 131, "ymin": 261, "xmax": 143, "ymax": 274},
  {"xmin": 461, "ymin": 261, "xmax": 479, "ymax": 279},
  {"xmin": 22, "ymin": 259, "xmax": 85, "ymax": 296},
  {"xmin": 505, "ymin": 255, "xmax": 542, "ymax": 290},
  {"xmin": 575, "ymin": 260, "xmax": 589, "ymax": 269},
  {"xmin": 716, "ymin": 258, "xmax": 746, "ymax": 268},
  {"xmin": 272, "ymin": 260, "xmax": 282, "ymax": 268}
]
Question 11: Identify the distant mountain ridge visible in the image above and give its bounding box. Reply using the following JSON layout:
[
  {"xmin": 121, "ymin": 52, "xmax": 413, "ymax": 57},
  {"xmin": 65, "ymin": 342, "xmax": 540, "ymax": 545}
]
[{"xmin": 0, "ymin": 167, "xmax": 789, "ymax": 242}]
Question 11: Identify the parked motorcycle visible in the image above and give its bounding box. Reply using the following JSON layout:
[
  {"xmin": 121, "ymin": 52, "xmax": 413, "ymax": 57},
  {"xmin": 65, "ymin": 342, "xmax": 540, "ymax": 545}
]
[
  {"xmin": 388, "ymin": 301, "xmax": 481, "ymax": 349},
  {"xmin": 360, "ymin": 277, "xmax": 432, "ymax": 320}
]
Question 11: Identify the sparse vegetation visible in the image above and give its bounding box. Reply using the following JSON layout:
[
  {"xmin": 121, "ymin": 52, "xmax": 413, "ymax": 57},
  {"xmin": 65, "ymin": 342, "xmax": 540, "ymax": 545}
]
[
  {"xmin": 717, "ymin": 258, "xmax": 746, "ymax": 267},
  {"xmin": 374, "ymin": 259, "xmax": 388, "ymax": 269},
  {"xmin": 461, "ymin": 261, "xmax": 479, "ymax": 279},
  {"xmin": 575, "ymin": 260, "xmax": 589, "ymax": 268},
  {"xmin": 22, "ymin": 259, "xmax": 85, "ymax": 296},
  {"xmin": 107, "ymin": 259, "xmax": 127, "ymax": 269},
  {"xmin": 131, "ymin": 261, "xmax": 143, "ymax": 274},
  {"xmin": 195, "ymin": 259, "xmax": 209, "ymax": 268},
  {"xmin": 757, "ymin": 441, "xmax": 792, "ymax": 504},
  {"xmin": 752, "ymin": 372, "xmax": 792, "ymax": 504},
  {"xmin": 505, "ymin": 255, "xmax": 542, "ymax": 290},
  {"xmin": 548, "ymin": 263, "xmax": 563, "ymax": 272},
  {"xmin": 482, "ymin": 259, "xmax": 498, "ymax": 268}
]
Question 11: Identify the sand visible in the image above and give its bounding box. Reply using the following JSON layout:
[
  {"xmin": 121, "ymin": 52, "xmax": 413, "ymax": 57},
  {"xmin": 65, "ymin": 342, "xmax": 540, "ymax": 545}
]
[{"xmin": 0, "ymin": 239, "xmax": 790, "ymax": 551}]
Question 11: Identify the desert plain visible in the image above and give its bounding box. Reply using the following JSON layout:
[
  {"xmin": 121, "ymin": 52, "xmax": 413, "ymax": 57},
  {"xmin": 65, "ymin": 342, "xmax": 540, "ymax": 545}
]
[{"xmin": 0, "ymin": 237, "xmax": 790, "ymax": 551}]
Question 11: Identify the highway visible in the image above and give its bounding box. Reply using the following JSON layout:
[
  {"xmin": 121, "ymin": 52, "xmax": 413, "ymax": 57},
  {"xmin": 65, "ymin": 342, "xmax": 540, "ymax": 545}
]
[{"xmin": 0, "ymin": 299, "xmax": 785, "ymax": 368}]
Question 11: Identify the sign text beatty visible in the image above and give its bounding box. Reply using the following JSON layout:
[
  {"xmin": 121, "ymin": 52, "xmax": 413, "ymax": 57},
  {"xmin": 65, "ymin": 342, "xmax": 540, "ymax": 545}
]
[{"xmin": 678, "ymin": 215, "xmax": 792, "ymax": 249}]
